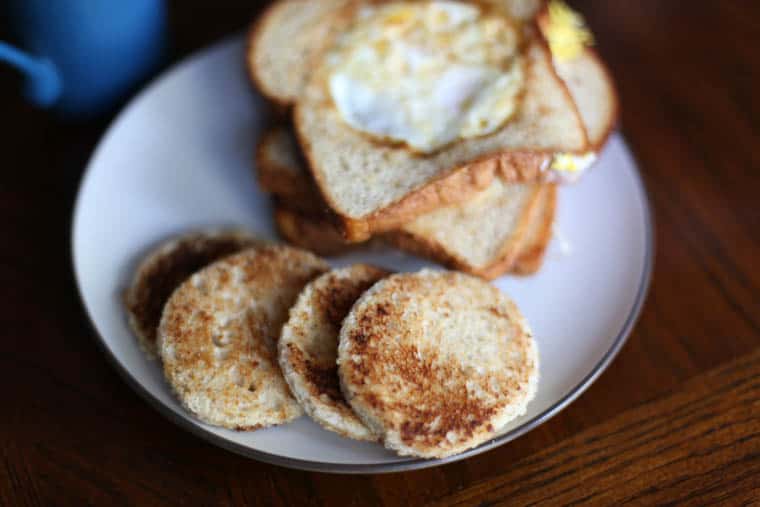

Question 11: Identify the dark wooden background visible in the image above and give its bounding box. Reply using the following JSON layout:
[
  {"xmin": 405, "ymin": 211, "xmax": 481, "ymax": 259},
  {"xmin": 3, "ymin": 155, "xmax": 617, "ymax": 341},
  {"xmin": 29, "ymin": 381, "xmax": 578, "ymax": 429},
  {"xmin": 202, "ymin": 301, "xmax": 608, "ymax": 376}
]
[{"xmin": 1, "ymin": 1, "xmax": 758, "ymax": 505}]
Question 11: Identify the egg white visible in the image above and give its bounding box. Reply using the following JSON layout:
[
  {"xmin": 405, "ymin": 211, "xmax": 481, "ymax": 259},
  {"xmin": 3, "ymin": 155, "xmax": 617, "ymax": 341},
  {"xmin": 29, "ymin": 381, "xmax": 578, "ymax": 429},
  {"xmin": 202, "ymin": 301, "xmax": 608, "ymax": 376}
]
[{"xmin": 326, "ymin": 1, "xmax": 525, "ymax": 154}]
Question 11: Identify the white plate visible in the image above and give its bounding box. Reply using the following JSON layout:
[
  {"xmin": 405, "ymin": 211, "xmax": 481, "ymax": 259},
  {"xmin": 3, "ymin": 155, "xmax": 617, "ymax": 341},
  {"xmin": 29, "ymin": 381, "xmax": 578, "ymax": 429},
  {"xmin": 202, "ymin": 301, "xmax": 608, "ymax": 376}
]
[{"xmin": 72, "ymin": 36, "xmax": 652, "ymax": 473}]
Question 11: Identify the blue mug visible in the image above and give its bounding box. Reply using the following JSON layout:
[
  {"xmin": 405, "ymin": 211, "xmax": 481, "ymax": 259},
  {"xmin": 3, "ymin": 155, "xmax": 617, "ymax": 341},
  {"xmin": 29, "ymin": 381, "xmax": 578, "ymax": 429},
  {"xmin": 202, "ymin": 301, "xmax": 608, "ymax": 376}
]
[{"xmin": 1, "ymin": 0, "xmax": 167, "ymax": 118}]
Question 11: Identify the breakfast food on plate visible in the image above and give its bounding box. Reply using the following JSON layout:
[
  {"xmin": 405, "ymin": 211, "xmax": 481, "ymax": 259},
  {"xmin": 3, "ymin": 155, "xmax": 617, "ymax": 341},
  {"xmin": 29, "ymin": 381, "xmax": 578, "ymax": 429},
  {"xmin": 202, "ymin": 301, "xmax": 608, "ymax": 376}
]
[
  {"xmin": 158, "ymin": 245, "xmax": 328, "ymax": 430},
  {"xmin": 258, "ymin": 125, "xmax": 554, "ymax": 278},
  {"xmin": 114, "ymin": 0, "xmax": 620, "ymax": 461},
  {"xmin": 248, "ymin": 0, "xmax": 544, "ymax": 106},
  {"xmin": 123, "ymin": 229, "xmax": 261, "ymax": 358},
  {"xmin": 279, "ymin": 264, "xmax": 389, "ymax": 440},
  {"xmin": 248, "ymin": 0, "xmax": 351, "ymax": 106},
  {"xmin": 294, "ymin": 6, "xmax": 588, "ymax": 241},
  {"xmin": 538, "ymin": 0, "xmax": 618, "ymax": 153},
  {"xmin": 511, "ymin": 184, "xmax": 557, "ymax": 274},
  {"xmin": 382, "ymin": 181, "xmax": 545, "ymax": 279},
  {"xmin": 250, "ymin": 1, "xmax": 616, "ymax": 258},
  {"xmin": 338, "ymin": 270, "xmax": 539, "ymax": 458},
  {"xmin": 273, "ymin": 201, "xmax": 360, "ymax": 256},
  {"xmin": 123, "ymin": 237, "xmax": 539, "ymax": 456}
]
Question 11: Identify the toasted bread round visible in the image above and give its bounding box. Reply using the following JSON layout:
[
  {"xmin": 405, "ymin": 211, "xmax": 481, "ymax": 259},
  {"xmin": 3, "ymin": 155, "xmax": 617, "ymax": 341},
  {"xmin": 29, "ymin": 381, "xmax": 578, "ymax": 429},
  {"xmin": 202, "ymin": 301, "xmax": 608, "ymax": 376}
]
[
  {"xmin": 158, "ymin": 245, "xmax": 328, "ymax": 430},
  {"xmin": 279, "ymin": 264, "xmax": 389, "ymax": 440},
  {"xmin": 124, "ymin": 230, "xmax": 261, "ymax": 359},
  {"xmin": 338, "ymin": 270, "xmax": 538, "ymax": 458}
]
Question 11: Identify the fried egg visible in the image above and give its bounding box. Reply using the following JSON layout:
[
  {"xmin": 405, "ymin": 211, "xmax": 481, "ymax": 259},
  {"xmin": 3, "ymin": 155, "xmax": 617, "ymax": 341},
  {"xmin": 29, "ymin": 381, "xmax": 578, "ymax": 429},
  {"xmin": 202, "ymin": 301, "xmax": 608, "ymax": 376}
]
[
  {"xmin": 541, "ymin": 1, "xmax": 597, "ymax": 182},
  {"xmin": 326, "ymin": 1, "xmax": 524, "ymax": 154}
]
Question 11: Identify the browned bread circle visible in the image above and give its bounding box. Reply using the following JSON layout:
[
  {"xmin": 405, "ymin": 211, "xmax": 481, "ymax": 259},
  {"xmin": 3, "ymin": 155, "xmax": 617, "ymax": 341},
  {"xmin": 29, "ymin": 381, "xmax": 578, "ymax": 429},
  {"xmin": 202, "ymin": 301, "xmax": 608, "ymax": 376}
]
[
  {"xmin": 158, "ymin": 245, "xmax": 328, "ymax": 430},
  {"xmin": 124, "ymin": 229, "xmax": 262, "ymax": 358},
  {"xmin": 279, "ymin": 264, "xmax": 390, "ymax": 440},
  {"xmin": 338, "ymin": 269, "xmax": 539, "ymax": 458}
]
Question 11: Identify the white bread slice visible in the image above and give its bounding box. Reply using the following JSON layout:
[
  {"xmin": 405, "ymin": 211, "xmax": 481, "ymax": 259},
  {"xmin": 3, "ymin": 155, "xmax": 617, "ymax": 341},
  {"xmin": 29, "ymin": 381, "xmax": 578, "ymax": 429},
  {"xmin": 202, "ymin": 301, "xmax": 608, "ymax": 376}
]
[
  {"xmin": 273, "ymin": 194, "xmax": 555, "ymax": 277},
  {"xmin": 512, "ymin": 184, "xmax": 556, "ymax": 275},
  {"xmin": 554, "ymin": 49, "xmax": 618, "ymax": 150},
  {"xmin": 535, "ymin": 4, "xmax": 619, "ymax": 150},
  {"xmin": 279, "ymin": 264, "xmax": 389, "ymax": 441},
  {"xmin": 256, "ymin": 127, "xmax": 325, "ymax": 214},
  {"xmin": 247, "ymin": 0, "xmax": 349, "ymax": 105},
  {"xmin": 295, "ymin": 35, "xmax": 587, "ymax": 241},
  {"xmin": 248, "ymin": 0, "xmax": 545, "ymax": 105},
  {"xmin": 259, "ymin": 126, "xmax": 546, "ymax": 278},
  {"xmin": 124, "ymin": 230, "xmax": 262, "ymax": 359},
  {"xmin": 158, "ymin": 245, "xmax": 328, "ymax": 430},
  {"xmin": 385, "ymin": 180, "xmax": 543, "ymax": 279},
  {"xmin": 272, "ymin": 199, "xmax": 360, "ymax": 257},
  {"xmin": 338, "ymin": 269, "xmax": 539, "ymax": 458}
]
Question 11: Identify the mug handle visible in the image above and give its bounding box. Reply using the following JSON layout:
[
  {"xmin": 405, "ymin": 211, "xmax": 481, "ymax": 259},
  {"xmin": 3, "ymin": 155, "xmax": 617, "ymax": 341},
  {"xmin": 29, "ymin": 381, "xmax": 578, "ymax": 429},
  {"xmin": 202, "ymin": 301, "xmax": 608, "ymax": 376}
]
[{"xmin": 0, "ymin": 42, "xmax": 62, "ymax": 107}]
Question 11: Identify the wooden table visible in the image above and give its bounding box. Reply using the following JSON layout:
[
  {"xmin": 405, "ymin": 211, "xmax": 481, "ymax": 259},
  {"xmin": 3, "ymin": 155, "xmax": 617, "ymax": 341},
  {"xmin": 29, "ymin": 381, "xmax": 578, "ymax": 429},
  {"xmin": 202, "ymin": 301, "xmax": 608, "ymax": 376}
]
[{"xmin": 1, "ymin": 1, "xmax": 758, "ymax": 505}]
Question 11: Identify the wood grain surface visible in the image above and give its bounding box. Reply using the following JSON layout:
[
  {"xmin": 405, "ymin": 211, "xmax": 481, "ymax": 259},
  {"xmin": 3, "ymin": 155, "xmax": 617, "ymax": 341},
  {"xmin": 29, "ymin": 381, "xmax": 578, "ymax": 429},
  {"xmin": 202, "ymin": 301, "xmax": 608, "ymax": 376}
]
[{"xmin": 0, "ymin": 1, "xmax": 758, "ymax": 505}]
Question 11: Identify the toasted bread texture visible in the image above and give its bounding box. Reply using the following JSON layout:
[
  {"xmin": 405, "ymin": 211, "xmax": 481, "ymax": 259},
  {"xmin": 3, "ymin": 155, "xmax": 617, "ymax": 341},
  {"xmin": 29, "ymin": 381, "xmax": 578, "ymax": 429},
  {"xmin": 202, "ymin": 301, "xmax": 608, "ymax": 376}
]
[
  {"xmin": 338, "ymin": 270, "xmax": 539, "ymax": 458},
  {"xmin": 385, "ymin": 181, "xmax": 543, "ymax": 280},
  {"xmin": 158, "ymin": 245, "xmax": 328, "ymax": 430},
  {"xmin": 295, "ymin": 35, "xmax": 587, "ymax": 241},
  {"xmin": 535, "ymin": 5, "xmax": 619, "ymax": 149},
  {"xmin": 279, "ymin": 264, "xmax": 389, "ymax": 440},
  {"xmin": 247, "ymin": 0, "xmax": 349, "ymax": 105},
  {"xmin": 512, "ymin": 184, "xmax": 557, "ymax": 275},
  {"xmin": 273, "ymin": 200, "xmax": 359, "ymax": 256},
  {"xmin": 256, "ymin": 127, "xmax": 324, "ymax": 213},
  {"xmin": 248, "ymin": 0, "xmax": 544, "ymax": 106},
  {"xmin": 554, "ymin": 49, "xmax": 618, "ymax": 149},
  {"xmin": 260, "ymin": 125, "xmax": 551, "ymax": 277},
  {"xmin": 124, "ymin": 230, "xmax": 261, "ymax": 359}
]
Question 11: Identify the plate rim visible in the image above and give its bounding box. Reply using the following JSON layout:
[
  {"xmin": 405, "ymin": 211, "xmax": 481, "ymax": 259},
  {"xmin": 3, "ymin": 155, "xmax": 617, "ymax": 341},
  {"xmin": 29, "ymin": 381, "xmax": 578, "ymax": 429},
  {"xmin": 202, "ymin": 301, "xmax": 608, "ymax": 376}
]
[{"xmin": 70, "ymin": 36, "xmax": 654, "ymax": 474}]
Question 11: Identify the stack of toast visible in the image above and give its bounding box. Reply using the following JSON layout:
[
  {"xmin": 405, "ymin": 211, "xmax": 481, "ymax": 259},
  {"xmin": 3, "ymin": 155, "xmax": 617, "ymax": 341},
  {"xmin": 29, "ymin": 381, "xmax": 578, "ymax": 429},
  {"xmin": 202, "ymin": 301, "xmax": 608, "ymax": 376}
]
[
  {"xmin": 249, "ymin": 0, "xmax": 617, "ymax": 279},
  {"xmin": 121, "ymin": 0, "xmax": 620, "ymax": 460},
  {"xmin": 125, "ymin": 237, "xmax": 538, "ymax": 458}
]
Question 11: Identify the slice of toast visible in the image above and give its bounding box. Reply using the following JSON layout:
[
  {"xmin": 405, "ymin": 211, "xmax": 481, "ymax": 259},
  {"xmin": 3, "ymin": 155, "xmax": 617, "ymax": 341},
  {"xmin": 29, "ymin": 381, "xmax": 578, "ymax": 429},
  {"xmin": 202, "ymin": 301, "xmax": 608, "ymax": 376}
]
[
  {"xmin": 273, "ymin": 199, "xmax": 359, "ymax": 257},
  {"xmin": 338, "ymin": 269, "xmax": 539, "ymax": 458},
  {"xmin": 248, "ymin": 0, "xmax": 545, "ymax": 105},
  {"xmin": 158, "ymin": 245, "xmax": 329, "ymax": 430},
  {"xmin": 259, "ymin": 126, "xmax": 549, "ymax": 278},
  {"xmin": 536, "ymin": 3, "xmax": 619, "ymax": 150},
  {"xmin": 247, "ymin": 0, "xmax": 350, "ymax": 106},
  {"xmin": 256, "ymin": 127, "xmax": 324, "ymax": 214},
  {"xmin": 295, "ymin": 35, "xmax": 587, "ymax": 241},
  {"xmin": 384, "ymin": 180, "xmax": 544, "ymax": 279},
  {"xmin": 124, "ymin": 229, "xmax": 262, "ymax": 358},
  {"xmin": 512, "ymin": 184, "xmax": 557, "ymax": 275},
  {"xmin": 279, "ymin": 264, "xmax": 389, "ymax": 441},
  {"xmin": 553, "ymin": 49, "xmax": 618, "ymax": 150}
]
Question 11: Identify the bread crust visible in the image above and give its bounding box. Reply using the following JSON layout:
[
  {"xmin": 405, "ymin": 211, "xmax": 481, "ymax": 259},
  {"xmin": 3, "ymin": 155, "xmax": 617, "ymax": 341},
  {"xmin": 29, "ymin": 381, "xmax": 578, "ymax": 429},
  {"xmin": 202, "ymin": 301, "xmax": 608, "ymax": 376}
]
[
  {"xmin": 262, "ymin": 125, "xmax": 553, "ymax": 276},
  {"xmin": 247, "ymin": 0, "xmax": 352, "ymax": 106},
  {"xmin": 246, "ymin": 0, "xmax": 293, "ymax": 107},
  {"xmin": 535, "ymin": 4, "xmax": 619, "ymax": 150},
  {"xmin": 273, "ymin": 200, "xmax": 361, "ymax": 256},
  {"xmin": 512, "ymin": 184, "xmax": 557, "ymax": 275},
  {"xmin": 383, "ymin": 184, "xmax": 543, "ymax": 280},
  {"xmin": 574, "ymin": 48, "xmax": 619, "ymax": 151},
  {"xmin": 255, "ymin": 127, "xmax": 324, "ymax": 212}
]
